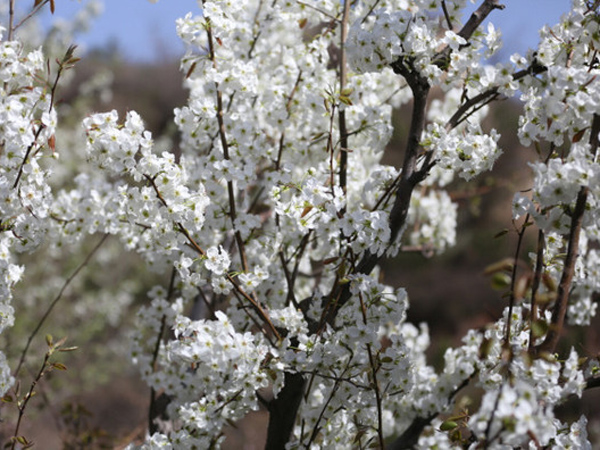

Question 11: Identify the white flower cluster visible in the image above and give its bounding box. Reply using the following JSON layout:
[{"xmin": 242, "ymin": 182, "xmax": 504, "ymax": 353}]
[
  {"xmin": 347, "ymin": 1, "xmax": 467, "ymax": 77},
  {"xmin": 167, "ymin": 312, "xmax": 269, "ymax": 445},
  {"xmin": 0, "ymin": 29, "xmax": 59, "ymax": 396},
  {"xmin": 422, "ymin": 122, "xmax": 502, "ymax": 181},
  {"xmin": 508, "ymin": 1, "xmax": 600, "ymax": 347},
  {"xmin": 79, "ymin": 110, "xmax": 210, "ymax": 267},
  {"xmin": 120, "ymin": 1, "xmax": 597, "ymax": 447}
]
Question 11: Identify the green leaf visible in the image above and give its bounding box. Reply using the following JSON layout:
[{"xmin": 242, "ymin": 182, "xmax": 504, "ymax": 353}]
[
  {"xmin": 339, "ymin": 95, "xmax": 353, "ymax": 106},
  {"xmin": 58, "ymin": 346, "xmax": 78, "ymax": 352},
  {"xmin": 52, "ymin": 362, "xmax": 68, "ymax": 371},
  {"xmin": 491, "ymin": 273, "xmax": 511, "ymax": 290},
  {"xmin": 494, "ymin": 228, "xmax": 509, "ymax": 239},
  {"xmin": 531, "ymin": 319, "xmax": 549, "ymax": 339},
  {"xmin": 440, "ymin": 420, "xmax": 458, "ymax": 431}
]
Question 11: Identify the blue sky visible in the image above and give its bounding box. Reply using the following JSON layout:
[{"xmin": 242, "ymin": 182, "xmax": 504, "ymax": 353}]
[{"xmin": 38, "ymin": 0, "xmax": 573, "ymax": 62}]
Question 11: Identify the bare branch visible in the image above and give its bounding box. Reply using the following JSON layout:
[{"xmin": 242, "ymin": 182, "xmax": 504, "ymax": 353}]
[
  {"xmin": 14, "ymin": 234, "xmax": 109, "ymax": 378},
  {"xmin": 535, "ymin": 113, "xmax": 600, "ymax": 354},
  {"xmin": 458, "ymin": 0, "xmax": 505, "ymax": 42},
  {"xmin": 446, "ymin": 61, "xmax": 546, "ymax": 130}
]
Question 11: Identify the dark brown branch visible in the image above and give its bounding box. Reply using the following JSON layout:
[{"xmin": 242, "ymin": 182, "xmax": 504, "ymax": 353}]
[
  {"xmin": 446, "ymin": 61, "xmax": 546, "ymax": 130},
  {"xmin": 458, "ymin": 0, "xmax": 505, "ymax": 41},
  {"xmin": 387, "ymin": 415, "xmax": 436, "ymax": 450},
  {"xmin": 338, "ymin": 0, "xmax": 350, "ymax": 206},
  {"xmin": 432, "ymin": 0, "xmax": 505, "ymax": 70},
  {"xmin": 355, "ymin": 72, "xmax": 431, "ymax": 277},
  {"xmin": 504, "ymin": 214, "xmax": 530, "ymax": 347},
  {"xmin": 586, "ymin": 376, "xmax": 600, "ymax": 390},
  {"xmin": 535, "ymin": 114, "xmax": 600, "ymax": 354},
  {"xmin": 528, "ymin": 230, "xmax": 545, "ymax": 353},
  {"xmin": 441, "ymin": 0, "xmax": 453, "ymax": 30},
  {"xmin": 535, "ymin": 188, "xmax": 587, "ymax": 355},
  {"xmin": 148, "ymin": 268, "xmax": 176, "ymax": 435},
  {"xmin": 387, "ymin": 376, "xmax": 472, "ymax": 449},
  {"xmin": 205, "ymin": 12, "xmax": 249, "ymax": 273},
  {"xmin": 318, "ymin": 57, "xmax": 432, "ymax": 327},
  {"xmin": 264, "ymin": 372, "xmax": 305, "ymax": 450}
]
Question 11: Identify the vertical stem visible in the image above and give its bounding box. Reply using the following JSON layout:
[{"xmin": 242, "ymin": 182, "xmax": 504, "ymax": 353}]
[
  {"xmin": 358, "ymin": 293, "xmax": 385, "ymax": 449},
  {"xmin": 264, "ymin": 372, "xmax": 306, "ymax": 450},
  {"xmin": 536, "ymin": 188, "xmax": 587, "ymax": 355},
  {"xmin": 7, "ymin": 0, "xmax": 15, "ymax": 41},
  {"xmin": 14, "ymin": 234, "xmax": 109, "ymax": 378},
  {"xmin": 204, "ymin": 8, "xmax": 249, "ymax": 273},
  {"xmin": 338, "ymin": 0, "xmax": 350, "ymax": 207},
  {"xmin": 148, "ymin": 268, "xmax": 176, "ymax": 434},
  {"xmin": 10, "ymin": 352, "xmax": 51, "ymax": 449},
  {"xmin": 535, "ymin": 113, "xmax": 600, "ymax": 355},
  {"xmin": 504, "ymin": 214, "xmax": 529, "ymax": 347},
  {"xmin": 528, "ymin": 230, "xmax": 545, "ymax": 353}
]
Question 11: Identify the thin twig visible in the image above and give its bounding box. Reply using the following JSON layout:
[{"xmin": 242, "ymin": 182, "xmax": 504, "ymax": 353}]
[
  {"xmin": 446, "ymin": 62, "xmax": 546, "ymax": 130},
  {"xmin": 358, "ymin": 293, "xmax": 385, "ymax": 449},
  {"xmin": 10, "ymin": 351, "xmax": 51, "ymax": 449},
  {"xmin": 14, "ymin": 46, "xmax": 78, "ymax": 189},
  {"xmin": 338, "ymin": 0, "xmax": 351, "ymax": 210},
  {"xmin": 148, "ymin": 268, "xmax": 176, "ymax": 435},
  {"xmin": 204, "ymin": 10, "xmax": 249, "ymax": 273},
  {"xmin": 504, "ymin": 214, "xmax": 530, "ymax": 347},
  {"xmin": 143, "ymin": 173, "xmax": 281, "ymax": 341},
  {"xmin": 12, "ymin": 0, "xmax": 51, "ymax": 36},
  {"xmin": 528, "ymin": 230, "xmax": 545, "ymax": 353},
  {"xmin": 360, "ymin": 0, "xmax": 382, "ymax": 25},
  {"xmin": 441, "ymin": 0, "xmax": 453, "ymax": 29},
  {"xmin": 296, "ymin": 0, "xmax": 339, "ymax": 21},
  {"xmin": 7, "ymin": 0, "xmax": 16, "ymax": 41},
  {"xmin": 14, "ymin": 233, "xmax": 109, "ymax": 378},
  {"xmin": 176, "ymin": 222, "xmax": 281, "ymax": 341}
]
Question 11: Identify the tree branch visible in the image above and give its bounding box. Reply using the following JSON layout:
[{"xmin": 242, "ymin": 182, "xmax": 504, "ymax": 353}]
[
  {"xmin": 264, "ymin": 372, "xmax": 305, "ymax": 450},
  {"xmin": 338, "ymin": 0, "xmax": 350, "ymax": 206},
  {"xmin": 535, "ymin": 113, "xmax": 600, "ymax": 354},
  {"xmin": 204, "ymin": 10, "xmax": 249, "ymax": 274},
  {"xmin": 387, "ymin": 375, "xmax": 472, "ymax": 449},
  {"xmin": 586, "ymin": 376, "xmax": 600, "ymax": 390},
  {"xmin": 535, "ymin": 188, "xmax": 587, "ymax": 355},
  {"xmin": 433, "ymin": 0, "xmax": 505, "ymax": 70},
  {"xmin": 14, "ymin": 233, "xmax": 109, "ymax": 378},
  {"xmin": 528, "ymin": 229, "xmax": 545, "ymax": 353},
  {"xmin": 387, "ymin": 415, "xmax": 436, "ymax": 450},
  {"xmin": 458, "ymin": 0, "xmax": 505, "ymax": 41},
  {"xmin": 445, "ymin": 61, "xmax": 546, "ymax": 131},
  {"xmin": 319, "ymin": 63, "xmax": 431, "ymax": 326}
]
